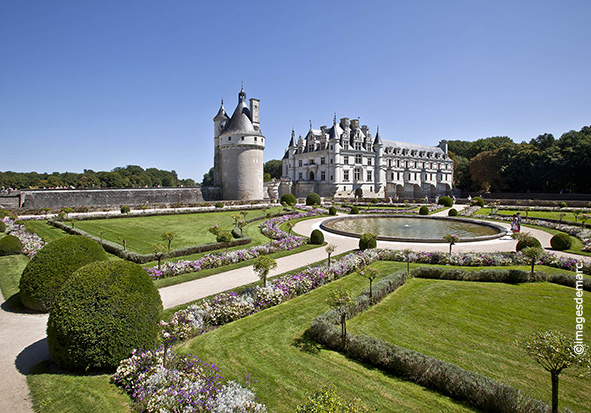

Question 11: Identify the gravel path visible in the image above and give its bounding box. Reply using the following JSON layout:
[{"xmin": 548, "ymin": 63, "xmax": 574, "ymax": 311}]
[{"xmin": 2, "ymin": 204, "xmax": 588, "ymax": 412}]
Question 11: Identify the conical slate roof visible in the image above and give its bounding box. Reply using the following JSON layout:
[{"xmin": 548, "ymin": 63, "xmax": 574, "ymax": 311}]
[
  {"xmin": 213, "ymin": 102, "xmax": 230, "ymax": 121},
  {"xmin": 220, "ymin": 94, "xmax": 259, "ymax": 136}
]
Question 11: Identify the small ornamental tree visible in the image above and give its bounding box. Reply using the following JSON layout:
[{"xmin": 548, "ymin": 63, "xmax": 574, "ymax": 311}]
[
  {"xmin": 118, "ymin": 236, "xmax": 127, "ymax": 251},
  {"xmin": 581, "ymin": 214, "xmax": 589, "ymax": 229},
  {"xmin": 120, "ymin": 205, "xmax": 130, "ymax": 214},
  {"xmin": 512, "ymin": 232, "xmax": 541, "ymax": 252},
  {"xmin": 216, "ymin": 230, "xmax": 233, "ymax": 252},
  {"xmin": 253, "ymin": 255, "xmax": 277, "ymax": 287},
  {"xmin": 558, "ymin": 212, "xmax": 566, "ymax": 223},
  {"xmin": 358, "ymin": 266, "xmax": 379, "ymax": 299},
  {"xmin": 286, "ymin": 221, "xmax": 295, "ymax": 234},
  {"xmin": 161, "ymin": 231, "xmax": 176, "ymax": 252},
  {"xmin": 237, "ymin": 220, "xmax": 247, "ymax": 237},
  {"xmin": 520, "ymin": 330, "xmax": 591, "ymax": 413},
  {"xmin": 231, "ymin": 214, "xmax": 241, "ymax": 226},
  {"xmin": 443, "ymin": 233, "xmax": 460, "ymax": 254},
  {"xmin": 153, "ymin": 244, "xmax": 166, "ymax": 270},
  {"xmin": 325, "ymin": 244, "xmax": 336, "ymax": 268},
  {"xmin": 325, "ymin": 288, "xmax": 353, "ymax": 350},
  {"xmin": 295, "ymin": 385, "xmax": 371, "ymax": 413},
  {"xmin": 98, "ymin": 230, "xmax": 105, "ymax": 242},
  {"xmin": 522, "ymin": 246, "xmax": 544, "ymax": 276}
]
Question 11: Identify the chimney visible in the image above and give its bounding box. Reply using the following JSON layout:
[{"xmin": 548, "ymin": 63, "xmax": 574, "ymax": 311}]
[{"xmin": 250, "ymin": 98, "xmax": 260, "ymax": 127}]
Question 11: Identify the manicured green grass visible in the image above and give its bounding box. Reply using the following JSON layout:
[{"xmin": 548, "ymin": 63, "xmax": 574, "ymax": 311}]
[
  {"xmin": 349, "ymin": 269, "xmax": 591, "ymax": 412},
  {"xmin": 23, "ymin": 221, "xmax": 69, "ymax": 243},
  {"xmin": 178, "ymin": 264, "xmax": 474, "ymax": 412},
  {"xmin": 27, "ymin": 361, "xmax": 132, "ymax": 413},
  {"xmin": 73, "ymin": 207, "xmax": 282, "ymax": 254},
  {"xmin": 0, "ymin": 254, "xmax": 28, "ymax": 299},
  {"xmin": 475, "ymin": 208, "xmax": 587, "ymax": 224}
]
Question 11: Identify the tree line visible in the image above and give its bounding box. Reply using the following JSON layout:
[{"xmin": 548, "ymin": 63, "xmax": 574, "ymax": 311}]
[
  {"xmin": 0, "ymin": 165, "xmax": 196, "ymax": 190},
  {"xmin": 449, "ymin": 125, "xmax": 591, "ymax": 193}
]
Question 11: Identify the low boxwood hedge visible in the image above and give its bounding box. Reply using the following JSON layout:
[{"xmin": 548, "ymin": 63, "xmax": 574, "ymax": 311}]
[{"xmin": 47, "ymin": 260, "xmax": 162, "ymax": 371}]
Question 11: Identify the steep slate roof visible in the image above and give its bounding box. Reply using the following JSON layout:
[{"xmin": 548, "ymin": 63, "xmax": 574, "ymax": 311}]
[
  {"xmin": 221, "ymin": 98, "xmax": 258, "ymax": 136},
  {"xmin": 382, "ymin": 139, "xmax": 445, "ymax": 154},
  {"xmin": 213, "ymin": 102, "xmax": 230, "ymax": 121}
]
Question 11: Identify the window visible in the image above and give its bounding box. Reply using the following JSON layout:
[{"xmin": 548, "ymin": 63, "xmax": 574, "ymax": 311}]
[
  {"xmin": 321, "ymin": 171, "xmax": 326, "ymax": 180},
  {"xmin": 330, "ymin": 145, "xmax": 334, "ymax": 150},
  {"xmin": 368, "ymin": 158, "xmax": 372, "ymax": 166},
  {"xmin": 343, "ymin": 156, "xmax": 349, "ymax": 165},
  {"xmin": 330, "ymin": 158, "xmax": 333, "ymax": 164},
  {"xmin": 330, "ymin": 175, "xmax": 333, "ymax": 180},
  {"xmin": 309, "ymin": 159, "xmax": 315, "ymax": 165},
  {"xmin": 388, "ymin": 159, "xmax": 392, "ymax": 168},
  {"xmin": 343, "ymin": 142, "xmax": 349, "ymax": 150},
  {"xmin": 390, "ymin": 172, "xmax": 394, "ymax": 180},
  {"xmin": 298, "ymin": 172, "xmax": 303, "ymax": 180},
  {"xmin": 343, "ymin": 170, "xmax": 350, "ymax": 181},
  {"xmin": 355, "ymin": 154, "xmax": 362, "ymax": 164},
  {"xmin": 355, "ymin": 142, "xmax": 362, "ymax": 150},
  {"xmin": 354, "ymin": 168, "xmax": 361, "ymax": 181},
  {"xmin": 298, "ymin": 160, "xmax": 303, "ymax": 167},
  {"xmin": 321, "ymin": 157, "xmax": 326, "ymax": 165},
  {"xmin": 228, "ymin": 137, "xmax": 231, "ymax": 141},
  {"xmin": 396, "ymin": 160, "xmax": 400, "ymax": 168},
  {"xmin": 241, "ymin": 136, "xmax": 245, "ymax": 140},
  {"xmin": 367, "ymin": 171, "xmax": 372, "ymax": 181},
  {"xmin": 254, "ymin": 137, "xmax": 257, "ymax": 141}
]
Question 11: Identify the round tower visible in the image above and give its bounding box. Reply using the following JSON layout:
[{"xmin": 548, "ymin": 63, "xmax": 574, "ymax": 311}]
[{"xmin": 216, "ymin": 88, "xmax": 265, "ymax": 200}]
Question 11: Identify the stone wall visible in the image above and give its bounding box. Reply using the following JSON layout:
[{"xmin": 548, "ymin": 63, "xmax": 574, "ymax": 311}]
[{"xmin": 18, "ymin": 187, "xmax": 221, "ymax": 209}]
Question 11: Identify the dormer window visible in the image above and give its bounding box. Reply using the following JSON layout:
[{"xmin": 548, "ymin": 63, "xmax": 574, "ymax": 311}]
[{"xmin": 241, "ymin": 136, "xmax": 245, "ymax": 140}]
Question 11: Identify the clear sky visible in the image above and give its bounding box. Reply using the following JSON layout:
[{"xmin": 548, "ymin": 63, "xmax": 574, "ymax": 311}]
[{"xmin": 1, "ymin": 0, "xmax": 590, "ymax": 181}]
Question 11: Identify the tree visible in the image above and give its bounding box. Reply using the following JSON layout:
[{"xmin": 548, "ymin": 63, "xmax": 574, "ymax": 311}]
[
  {"xmin": 520, "ymin": 330, "xmax": 590, "ymax": 413},
  {"xmin": 216, "ymin": 230, "xmax": 233, "ymax": 252},
  {"xmin": 522, "ymin": 246, "xmax": 544, "ymax": 276},
  {"xmin": 201, "ymin": 167, "xmax": 214, "ymax": 186},
  {"xmin": 443, "ymin": 234, "xmax": 459, "ymax": 254},
  {"xmin": 152, "ymin": 244, "xmax": 166, "ymax": 270},
  {"xmin": 358, "ymin": 266, "xmax": 379, "ymax": 299},
  {"xmin": 325, "ymin": 244, "xmax": 336, "ymax": 268},
  {"xmin": 237, "ymin": 220, "xmax": 247, "ymax": 237},
  {"xmin": 263, "ymin": 159, "xmax": 283, "ymax": 180},
  {"xmin": 286, "ymin": 221, "xmax": 295, "ymax": 234},
  {"xmin": 161, "ymin": 232, "xmax": 176, "ymax": 252},
  {"xmin": 325, "ymin": 288, "xmax": 354, "ymax": 350},
  {"xmin": 253, "ymin": 255, "xmax": 277, "ymax": 287}
]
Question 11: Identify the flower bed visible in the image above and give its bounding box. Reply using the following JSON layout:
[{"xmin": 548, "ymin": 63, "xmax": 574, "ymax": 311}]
[
  {"xmin": 144, "ymin": 209, "xmax": 327, "ymax": 280},
  {"xmin": 113, "ymin": 348, "xmax": 266, "ymax": 412},
  {"xmin": 1, "ymin": 217, "xmax": 46, "ymax": 258}
]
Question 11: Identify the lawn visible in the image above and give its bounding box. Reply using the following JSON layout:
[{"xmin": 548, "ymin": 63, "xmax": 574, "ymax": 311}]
[
  {"xmin": 475, "ymin": 208, "xmax": 588, "ymax": 225},
  {"xmin": 178, "ymin": 262, "xmax": 474, "ymax": 412},
  {"xmin": 0, "ymin": 254, "xmax": 28, "ymax": 299},
  {"xmin": 349, "ymin": 263, "xmax": 591, "ymax": 412}
]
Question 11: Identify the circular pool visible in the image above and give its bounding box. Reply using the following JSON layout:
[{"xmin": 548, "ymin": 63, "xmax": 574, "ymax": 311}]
[{"xmin": 320, "ymin": 215, "xmax": 507, "ymax": 243}]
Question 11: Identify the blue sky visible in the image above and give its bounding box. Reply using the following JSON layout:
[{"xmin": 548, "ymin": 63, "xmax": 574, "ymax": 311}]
[{"xmin": 1, "ymin": 0, "xmax": 590, "ymax": 181}]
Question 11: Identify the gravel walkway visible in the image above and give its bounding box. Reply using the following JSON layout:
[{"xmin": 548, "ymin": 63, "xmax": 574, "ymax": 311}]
[{"xmin": 2, "ymin": 204, "xmax": 588, "ymax": 412}]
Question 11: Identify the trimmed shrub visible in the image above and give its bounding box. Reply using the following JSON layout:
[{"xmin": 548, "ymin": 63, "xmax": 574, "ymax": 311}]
[
  {"xmin": 215, "ymin": 202, "xmax": 224, "ymax": 208},
  {"xmin": 281, "ymin": 193, "xmax": 297, "ymax": 206},
  {"xmin": 472, "ymin": 196, "xmax": 485, "ymax": 207},
  {"xmin": 448, "ymin": 208, "xmax": 458, "ymax": 217},
  {"xmin": 419, "ymin": 206, "xmax": 429, "ymax": 215},
  {"xmin": 550, "ymin": 233, "xmax": 572, "ymax": 251},
  {"xmin": 120, "ymin": 205, "xmax": 131, "ymax": 214},
  {"xmin": 231, "ymin": 226, "xmax": 242, "ymax": 239},
  {"xmin": 438, "ymin": 196, "xmax": 453, "ymax": 207},
  {"xmin": 310, "ymin": 229, "xmax": 324, "ymax": 245},
  {"xmin": 47, "ymin": 260, "xmax": 162, "ymax": 371},
  {"xmin": 0, "ymin": 220, "xmax": 5, "ymax": 232},
  {"xmin": 359, "ymin": 233, "xmax": 377, "ymax": 250},
  {"xmin": 350, "ymin": 206, "xmax": 359, "ymax": 214},
  {"xmin": 19, "ymin": 236, "xmax": 108, "ymax": 312},
  {"xmin": 516, "ymin": 236, "xmax": 541, "ymax": 252},
  {"xmin": 0, "ymin": 235, "xmax": 23, "ymax": 256},
  {"xmin": 328, "ymin": 206, "xmax": 337, "ymax": 215},
  {"xmin": 305, "ymin": 193, "xmax": 321, "ymax": 206}
]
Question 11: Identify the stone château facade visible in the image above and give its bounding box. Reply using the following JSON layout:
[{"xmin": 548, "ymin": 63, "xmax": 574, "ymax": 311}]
[
  {"xmin": 213, "ymin": 88, "xmax": 265, "ymax": 200},
  {"xmin": 281, "ymin": 117, "xmax": 453, "ymax": 199}
]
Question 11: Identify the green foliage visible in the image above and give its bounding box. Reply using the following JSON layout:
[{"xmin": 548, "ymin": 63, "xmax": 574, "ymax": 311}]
[
  {"xmin": 358, "ymin": 233, "xmax": 377, "ymax": 250},
  {"xmin": 328, "ymin": 206, "xmax": 337, "ymax": 215},
  {"xmin": 19, "ymin": 236, "xmax": 107, "ymax": 312},
  {"xmin": 448, "ymin": 208, "xmax": 458, "ymax": 216},
  {"xmin": 263, "ymin": 159, "xmax": 283, "ymax": 180},
  {"xmin": 515, "ymin": 234, "xmax": 542, "ymax": 252},
  {"xmin": 201, "ymin": 167, "xmax": 214, "ymax": 186},
  {"xmin": 252, "ymin": 255, "xmax": 277, "ymax": 287},
  {"xmin": 310, "ymin": 229, "xmax": 324, "ymax": 245},
  {"xmin": 280, "ymin": 193, "xmax": 297, "ymax": 206},
  {"xmin": 350, "ymin": 206, "xmax": 359, "ymax": 214},
  {"xmin": 214, "ymin": 201, "xmax": 224, "ymax": 208},
  {"xmin": 472, "ymin": 196, "xmax": 485, "ymax": 207},
  {"xmin": 419, "ymin": 205, "xmax": 429, "ymax": 215},
  {"xmin": 231, "ymin": 226, "xmax": 242, "ymax": 239},
  {"xmin": 438, "ymin": 196, "xmax": 453, "ymax": 207},
  {"xmin": 47, "ymin": 260, "xmax": 162, "ymax": 371},
  {"xmin": 0, "ymin": 235, "xmax": 22, "ymax": 256},
  {"xmin": 305, "ymin": 192, "xmax": 321, "ymax": 206},
  {"xmin": 120, "ymin": 205, "xmax": 130, "ymax": 214},
  {"xmin": 550, "ymin": 233, "xmax": 572, "ymax": 251},
  {"xmin": 0, "ymin": 220, "xmax": 5, "ymax": 232},
  {"xmin": 295, "ymin": 385, "xmax": 372, "ymax": 412}
]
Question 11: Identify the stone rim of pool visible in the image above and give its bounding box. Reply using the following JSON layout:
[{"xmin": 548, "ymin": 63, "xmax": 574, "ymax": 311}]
[{"xmin": 320, "ymin": 215, "xmax": 508, "ymax": 243}]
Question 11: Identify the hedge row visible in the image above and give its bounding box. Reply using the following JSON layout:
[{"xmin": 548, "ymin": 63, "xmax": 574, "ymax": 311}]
[
  {"xmin": 49, "ymin": 220, "xmax": 251, "ymax": 264},
  {"xmin": 411, "ymin": 266, "xmax": 591, "ymax": 292},
  {"xmin": 309, "ymin": 270, "xmax": 548, "ymax": 412}
]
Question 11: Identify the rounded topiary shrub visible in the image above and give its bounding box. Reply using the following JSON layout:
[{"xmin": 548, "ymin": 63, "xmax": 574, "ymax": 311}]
[
  {"xmin": 550, "ymin": 233, "xmax": 572, "ymax": 251},
  {"xmin": 448, "ymin": 208, "xmax": 458, "ymax": 217},
  {"xmin": 438, "ymin": 196, "xmax": 453, "ymax": 207},
  {"xmin": 120, "ymin": 205, "xmax": 130, "ymax": 214},
  {"xmin": 310, "ymin": 229, "xmax": 324, "ymax": 245},
  {"xmin": 350, "ymin": 206, "xmax": 359, "ymax": 214},
  {"xmin": 472, "ymin": 196, "xmax": 485, "ymax": 207},
  {"xmin": 0, "ymin": 235, "xmax": 23, "ymax": 256},
  {"xmin": 280, "ymin": 193, "xmax": 297, "ymax": 206},
  {"xmin": 328, "ymin": 206, "xmax": 337, "ymax": 215},
  {"xmin": 215, "ymin": 201, "xmax": 224, "ymax": 208},
  {"xmin": 47, "ymin": 260, "xmax": 162, "ymax": 371},
  {"xmin": 19, "ymin": 236, "xmax": 108, "ymax": 312},
  {"xmin": 359, "ymin": 233, "xmax": 377, "ymax": 250},
  {"xmin": 0, "ymin": 220, "xmax": 6, "ymax": 233},
  {"xmin": 306, "ymin": 193, "xmax": 321, "ymax": 206},
  {"xmin": 419, "ymin": 206, "xmax": 429, "ymax": 215},
  {"xmin": 516, "ymin": 236, "xmax": 541, "ymax": 252}
]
